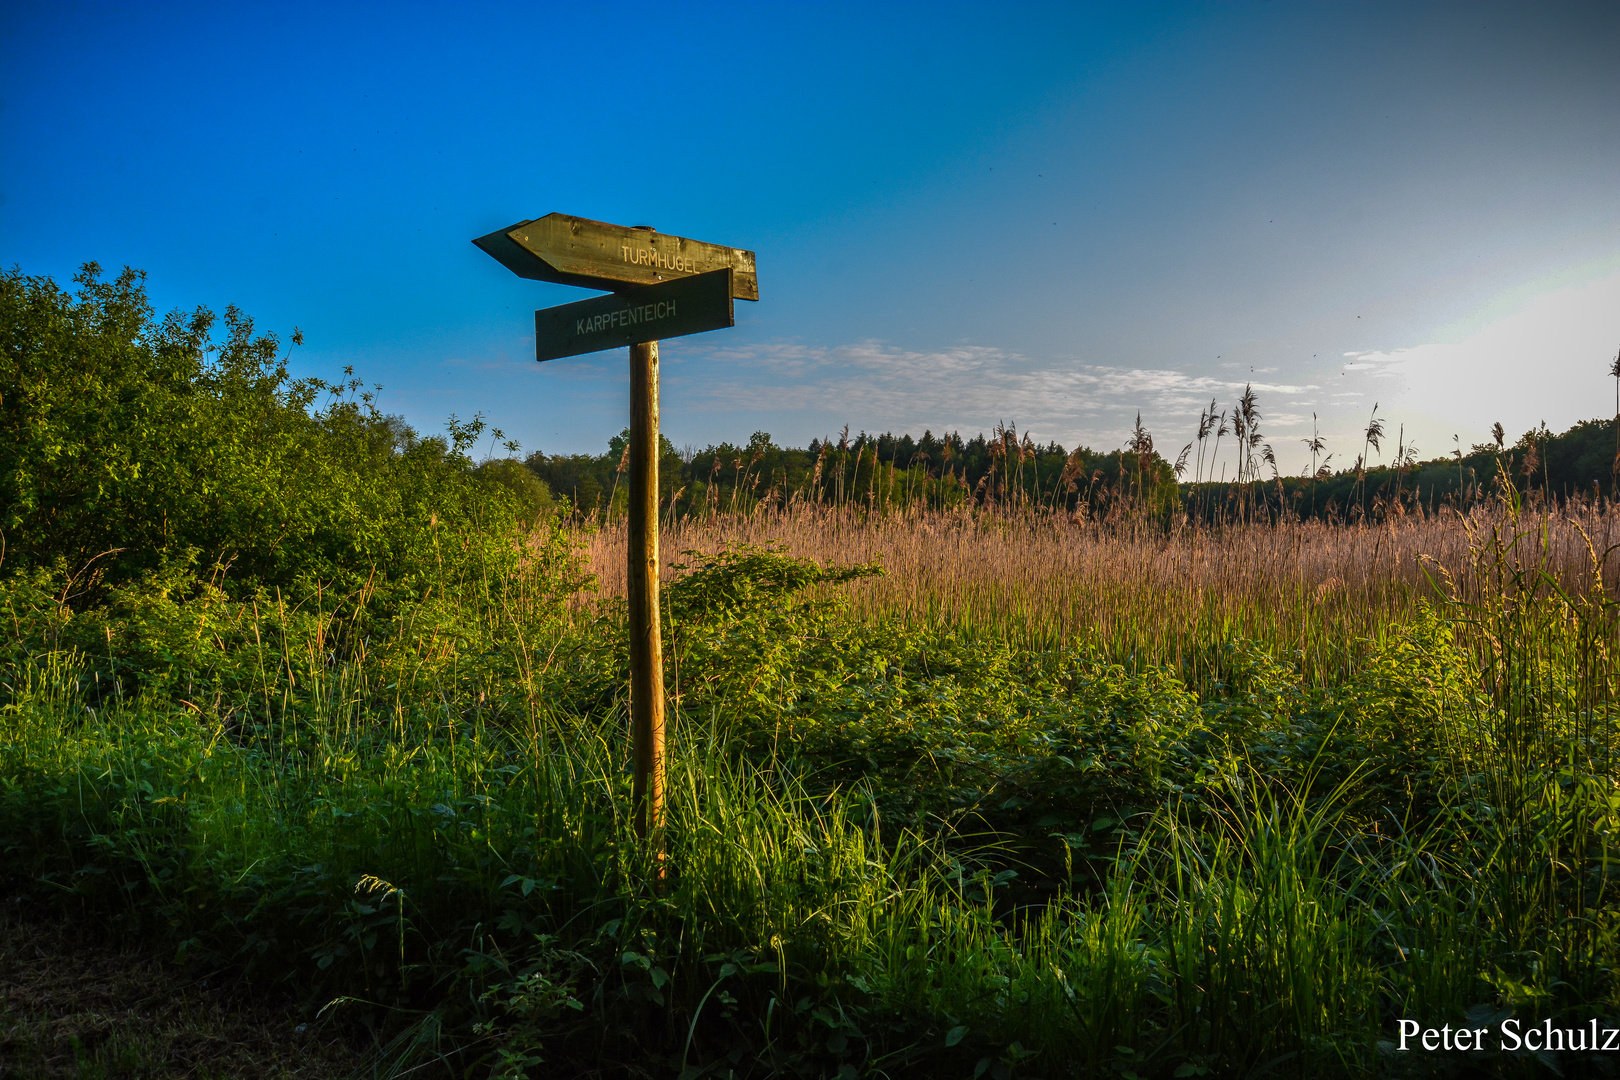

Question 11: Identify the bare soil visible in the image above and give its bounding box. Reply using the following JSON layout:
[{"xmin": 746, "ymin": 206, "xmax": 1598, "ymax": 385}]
[{"xmin": 0, "ymin": 898, "xmax": 363, "ymax": 1080}]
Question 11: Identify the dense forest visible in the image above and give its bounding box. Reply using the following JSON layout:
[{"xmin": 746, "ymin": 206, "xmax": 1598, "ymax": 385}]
[{"xmin": 524, "ymin": 425, "xmax": 1150, "ymax": 518}]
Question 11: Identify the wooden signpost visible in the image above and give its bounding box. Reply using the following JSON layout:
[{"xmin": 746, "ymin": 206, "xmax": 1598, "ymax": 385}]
[{"xmin": 474, "ymin": 216, "xmax": 757, "ymax": 849}]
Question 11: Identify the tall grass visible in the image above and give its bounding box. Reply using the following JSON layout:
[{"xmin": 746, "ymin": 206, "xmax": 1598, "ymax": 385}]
[
  {"xmin": 0, "ymin": 654, "xmax": 1436, "ymax": 1076},
  {"xmin": 587, "ymin": 499, "xmax": 1620, "ymax": 693}
]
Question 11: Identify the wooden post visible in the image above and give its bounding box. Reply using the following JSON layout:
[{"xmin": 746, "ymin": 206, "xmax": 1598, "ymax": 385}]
[{"xmin": 627, "ymin": 339, "xmax": 666, "ymax": 843}]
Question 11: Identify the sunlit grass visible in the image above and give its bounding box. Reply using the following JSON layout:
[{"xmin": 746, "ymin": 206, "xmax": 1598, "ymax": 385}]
[
  {"xmin": 4, "ymin": 494, "xmax": 1620, "ymax": 1075},
  {"xmin": 586, "ymin": 499, "xmax": 1620, "ymax": 694}
]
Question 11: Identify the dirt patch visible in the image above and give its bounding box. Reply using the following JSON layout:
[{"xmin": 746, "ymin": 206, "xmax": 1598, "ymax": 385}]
[{"xmin": 0, "ymin": 897, "xmax": 364, "ymax": 1079}]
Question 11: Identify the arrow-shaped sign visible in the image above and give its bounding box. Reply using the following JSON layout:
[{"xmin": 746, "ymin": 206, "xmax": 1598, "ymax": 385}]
[
  {"xmin": 473, "ymin": 213, "xmax": 758, "ymax": 301},
  {"xmin": 533, "ymin": 269, "xmax": 734, "ymax": 362}
]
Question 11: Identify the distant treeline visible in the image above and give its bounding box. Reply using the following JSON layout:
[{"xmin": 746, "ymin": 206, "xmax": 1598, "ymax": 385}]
[
  {"xmin": 523, "ymin": 414, "xmax": 1620, "ymax": 523},
  {"xmin": 524, "ymin": 421, "xmax": 1176, "ymax": 520},
  {"xmin": 1186, "ymin": 416, "xmax": 1619, "ymax": 523}
]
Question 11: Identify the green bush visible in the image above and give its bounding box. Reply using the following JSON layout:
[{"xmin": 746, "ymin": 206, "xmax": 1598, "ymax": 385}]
[
  {"xmin": 479, "ymin": 458, "xmax": 556, "ymax": 527},
  {"xmin": 0, "ymin": 263, "xmax": 525, "ymax": 599}
]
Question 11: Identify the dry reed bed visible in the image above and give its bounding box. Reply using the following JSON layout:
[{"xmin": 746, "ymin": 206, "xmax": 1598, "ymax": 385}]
[{"xmin": 580, "ymin": 503, "xmax": 1620, "ymax": 681}]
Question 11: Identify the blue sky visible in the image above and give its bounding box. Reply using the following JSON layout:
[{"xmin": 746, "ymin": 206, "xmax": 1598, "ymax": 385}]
[{"xmin": 3, "ymin": 1, "xmax": 1617, "ymax": 473}]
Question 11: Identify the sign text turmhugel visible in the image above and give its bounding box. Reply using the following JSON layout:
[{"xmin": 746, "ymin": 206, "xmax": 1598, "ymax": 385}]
[{"xmin": 619, "ymin": 245, "xmax": 700, "ymax": 274}]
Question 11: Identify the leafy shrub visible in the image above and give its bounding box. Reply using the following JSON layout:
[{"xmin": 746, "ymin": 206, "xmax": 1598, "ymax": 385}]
[
  {"xmin": 0, "ymin": 263, "xmax": 526, "ymax": 600},
  {"xmin": 479, "ymin": 458, "xmax": 556, "ymax": 527}
]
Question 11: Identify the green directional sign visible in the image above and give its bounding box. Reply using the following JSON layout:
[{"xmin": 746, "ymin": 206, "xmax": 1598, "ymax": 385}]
[
  {"xmin": 473, "ymin": 213, "xmax": 758, "ymax": 301},
  {"xmin": 532, "ymin": 268, "xmax": 734, "ymax": 362}
]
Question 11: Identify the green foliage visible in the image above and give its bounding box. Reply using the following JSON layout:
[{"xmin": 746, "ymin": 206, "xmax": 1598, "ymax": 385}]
[
  {"xmin": 479, "ymin": 458, "xmax": 556, "ymax": 526},
  {"xmin": 523, "ymin": 399, "xmax": 1620, "ymax": 526},
  {"xmin": 0, "ymin": 263, "xmax": 526, "ymax": 598},
  {"xmin": 1193, "ymin": 415, "xmax": 1620, "ymax": 524},
  {"xmin": 526, "ymin": 428, "xmax": 683, "ymax": 518},
  {"xmin": 7, "ymin": 538, "xmax": 1620, "ymax": 1076},
  {"xmin": 524, "ymin": 422, "xmax": 1179, "ymax": 520}
]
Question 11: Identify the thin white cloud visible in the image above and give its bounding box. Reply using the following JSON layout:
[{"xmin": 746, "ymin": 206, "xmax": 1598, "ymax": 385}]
[
  {"xmin": 675, "ymin": 339, "xmax": 1315, "ymax": 450},
  {"xmin": 508, "ymin": 262, "xmax": 1613, "ymax": 471}
]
